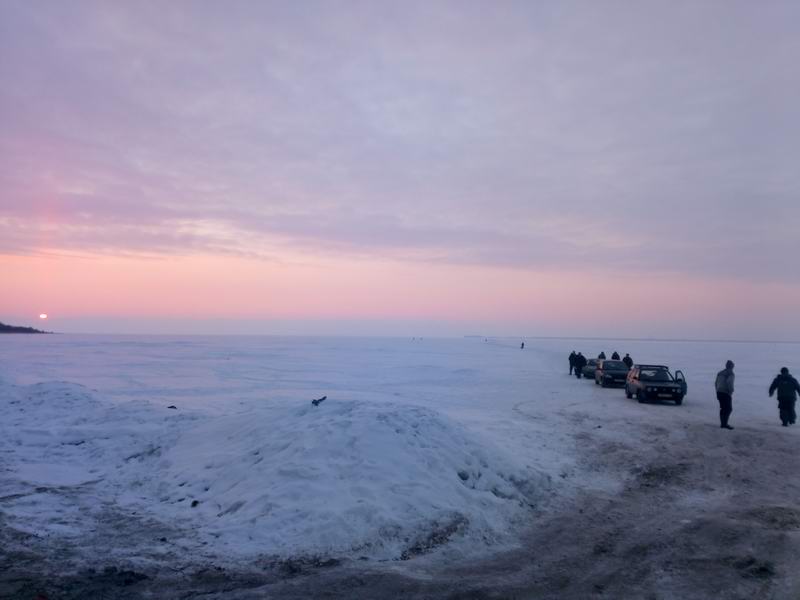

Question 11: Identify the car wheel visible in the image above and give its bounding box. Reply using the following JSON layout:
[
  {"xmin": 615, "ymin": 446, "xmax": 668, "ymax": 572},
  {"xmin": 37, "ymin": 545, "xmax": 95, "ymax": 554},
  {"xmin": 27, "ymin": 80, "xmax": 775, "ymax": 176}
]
[
  {"xmin": 637, "ymin": 390, "xmax": 645, "ymax": 404},
  {"xmin": 601, "ymin": 379, "xmax": 608, "ymax": 388},
  {"xmin": 675, "ymin": 396, "xmax": 683, "ymax": 406}
]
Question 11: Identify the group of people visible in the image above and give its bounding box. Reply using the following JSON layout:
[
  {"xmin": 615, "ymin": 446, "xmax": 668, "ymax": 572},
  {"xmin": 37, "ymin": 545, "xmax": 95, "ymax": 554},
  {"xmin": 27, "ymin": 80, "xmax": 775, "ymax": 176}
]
[
  {"xmin": 565, "ymin": 351, "xmax": 800, "ymax": 430},
  {"xmin": 715, "ymin": 361, "xmax": 800, "ymax": 429},
  {"xmin": 568, "ymin": 350, "xmax": 633, "ymax": 378}
]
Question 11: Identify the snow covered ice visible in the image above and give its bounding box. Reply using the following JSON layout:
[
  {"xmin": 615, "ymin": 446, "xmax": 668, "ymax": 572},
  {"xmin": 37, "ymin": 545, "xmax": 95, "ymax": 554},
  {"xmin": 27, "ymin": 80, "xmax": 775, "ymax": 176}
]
[
  {"xmin": 0, "ymin": 336, "xmax": 555, "ymax": 564},
  {"xmin": 3, "ymin": 333, "xmax": 800, "ymax": 597}
]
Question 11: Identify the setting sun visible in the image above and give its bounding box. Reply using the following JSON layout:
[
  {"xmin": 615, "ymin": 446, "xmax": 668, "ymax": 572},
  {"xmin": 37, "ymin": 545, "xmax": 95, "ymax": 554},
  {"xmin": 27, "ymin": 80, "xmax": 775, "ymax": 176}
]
[{"xmin": 39, "ymin": 313, "xmax": 48, "ymax": 320}]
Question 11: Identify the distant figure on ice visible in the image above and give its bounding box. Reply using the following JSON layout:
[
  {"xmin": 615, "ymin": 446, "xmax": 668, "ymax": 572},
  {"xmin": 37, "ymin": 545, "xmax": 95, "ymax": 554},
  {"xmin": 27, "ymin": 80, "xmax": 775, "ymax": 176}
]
[
  {"xmin": 521, "ymin": 342, "xmax": 525, "ymax": 349},
  {"xmin": 769, "ymin": 367, "xmax": 800, "ymax": 427},
  {"xmin": 715, "ymin": 360, "xmax": 736, "ymax": 430},
  {"xmin": 611, "ymin": 351, "xmax": 620, "ymax": 360},
  {"xmin": 569, "ymin": 351, "xmax": 577, "ymax": 374},
  {"xmin": 598, "ymin": 351, "xmax": 606, "ymax": 360},
  {"xmin": 622, "ymin": 353, "xmax": 633, "ymax": 369},
  {"xmin": 574, "ymin": 352, "xmax": 587, "ymax": 379}
]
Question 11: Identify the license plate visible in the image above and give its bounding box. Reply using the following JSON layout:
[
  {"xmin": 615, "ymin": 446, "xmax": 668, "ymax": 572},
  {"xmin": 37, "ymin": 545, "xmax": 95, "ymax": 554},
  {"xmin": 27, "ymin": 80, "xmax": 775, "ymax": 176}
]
[{"xmin": 658, "ymin": 393, "xmax": 673, "ymax": 398}]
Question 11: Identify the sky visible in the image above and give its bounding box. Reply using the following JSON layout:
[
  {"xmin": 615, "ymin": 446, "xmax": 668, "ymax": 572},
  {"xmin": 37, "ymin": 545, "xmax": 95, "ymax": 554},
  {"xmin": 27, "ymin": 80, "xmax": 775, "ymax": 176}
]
[{"xmin": 1, "ymin": 1, "xmax": 799, "ymax": 338}]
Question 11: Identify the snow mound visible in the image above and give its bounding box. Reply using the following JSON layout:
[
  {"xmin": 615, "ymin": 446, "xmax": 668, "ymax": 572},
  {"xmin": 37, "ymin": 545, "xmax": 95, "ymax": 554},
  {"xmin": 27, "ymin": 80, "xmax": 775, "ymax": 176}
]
[
  {"xmin": 0, "ymin": 380, "xmax": 188, "ymax": 491},
  {"xmin": 1, "ymin": 381, "xmax": 107, "ymax": 481},
  {"xmin": 0, "ymin": 379, "xmax": 549, "ymax": 561},
  {"xmin": 152, "ymin": 400, "xmax": 549, "ymax": 559}
]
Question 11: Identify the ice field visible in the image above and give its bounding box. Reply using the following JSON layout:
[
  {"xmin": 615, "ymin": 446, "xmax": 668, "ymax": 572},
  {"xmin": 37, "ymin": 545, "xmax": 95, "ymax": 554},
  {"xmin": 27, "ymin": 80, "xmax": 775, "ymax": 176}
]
[{"xmin": 2, "ymin": 334, "xmax": 800, "ymax": 598}]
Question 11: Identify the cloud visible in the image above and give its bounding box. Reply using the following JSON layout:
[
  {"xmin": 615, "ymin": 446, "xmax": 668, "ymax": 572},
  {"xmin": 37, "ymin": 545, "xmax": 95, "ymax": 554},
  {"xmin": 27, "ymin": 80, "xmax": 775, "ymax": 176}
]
[{"xmin": 1, "ymin": 0, "xmax": 798, "ymax": 283}]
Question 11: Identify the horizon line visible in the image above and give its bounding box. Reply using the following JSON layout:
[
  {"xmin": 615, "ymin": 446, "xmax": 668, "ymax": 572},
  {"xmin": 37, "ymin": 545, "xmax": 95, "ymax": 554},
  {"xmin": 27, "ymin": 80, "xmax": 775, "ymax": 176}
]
[{"xmin": 4, "ymin": 331, "xmax": 798, "ymax": 345}]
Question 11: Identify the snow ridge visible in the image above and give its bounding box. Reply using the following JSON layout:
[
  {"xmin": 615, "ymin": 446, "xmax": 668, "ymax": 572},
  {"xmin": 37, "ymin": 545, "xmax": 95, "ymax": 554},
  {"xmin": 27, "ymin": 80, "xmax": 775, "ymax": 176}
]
[{"xmin": 0, "ymin": 381, "xmax": 548, "ymax": 561}]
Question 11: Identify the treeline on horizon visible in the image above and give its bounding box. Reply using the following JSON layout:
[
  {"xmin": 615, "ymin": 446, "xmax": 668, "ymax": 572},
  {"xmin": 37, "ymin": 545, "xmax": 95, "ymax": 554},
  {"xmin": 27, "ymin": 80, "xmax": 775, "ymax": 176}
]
[{"xmin": 0, "ymin": 321, "xmax": 51, "ymax": 334}]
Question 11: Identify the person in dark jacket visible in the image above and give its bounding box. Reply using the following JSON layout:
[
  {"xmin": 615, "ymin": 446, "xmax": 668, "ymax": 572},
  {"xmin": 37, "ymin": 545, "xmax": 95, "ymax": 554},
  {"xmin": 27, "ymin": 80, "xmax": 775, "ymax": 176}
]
[
  {"xmin": 715, "ymin": 360, "xmax": 735, "ymax": 430},
  {"xmin": 622, "ymin": 353, "xmax": 633, "ymax": 369},
  {"xmin": 611, "ymin": 351, "xmax": 620, "ymax": 360},
  {"xmin": 598, "ymin": 351, "xmax": 606, "ymax": 360},
  {"xmin": 569, "ymin": 351, "xmax": 576, "ymax": 375},
  {"xmin": 574, "ymin": 352, "xmax": 587, "ymax": 378},
  {"xmin": 769, "ymin": 367, "xmax": 800, "ymax": 426}
]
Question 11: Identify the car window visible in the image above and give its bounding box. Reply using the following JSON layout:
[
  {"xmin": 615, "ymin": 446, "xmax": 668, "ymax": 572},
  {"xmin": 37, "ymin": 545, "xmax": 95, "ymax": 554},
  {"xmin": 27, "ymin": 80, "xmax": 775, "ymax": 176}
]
[
  {"xmin": 639, "ymin": 368, "xmax": 673, "ymax": 382},
  {"xmin": 587, "ymin": 359, "xmax": 597, "ymax": 366},
  {"xmin": 602, "ymin": 361, "xmax": 626, "ymax": 369}
]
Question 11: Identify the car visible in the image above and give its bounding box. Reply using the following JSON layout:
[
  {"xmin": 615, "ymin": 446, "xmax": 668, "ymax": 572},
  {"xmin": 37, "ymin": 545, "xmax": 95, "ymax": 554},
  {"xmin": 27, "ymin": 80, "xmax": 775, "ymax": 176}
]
[
  {"xmin": 582, "ymin": 358, "xmax": 599, "ymax": 380},
  {"xmin": 625, "ymin": 365, "xmax": 687, "ymax": 405},
  {"xmin": 595, "ymin": 359, "xmax": 630, "ymax": 387}
]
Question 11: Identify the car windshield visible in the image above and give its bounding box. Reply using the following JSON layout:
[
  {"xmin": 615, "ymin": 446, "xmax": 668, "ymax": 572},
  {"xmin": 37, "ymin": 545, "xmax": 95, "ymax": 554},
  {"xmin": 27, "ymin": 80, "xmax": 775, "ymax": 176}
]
[
  {"xmin": 587, "ymin": 359, "xmax": 598, "ymax": 366},
  {"xmin": 640, "ymin": 368, "xmax": 674, "ymax": 382},
  {"xmin": 602, "ymin": 361, "xmax": 626, "ymax": 370}
]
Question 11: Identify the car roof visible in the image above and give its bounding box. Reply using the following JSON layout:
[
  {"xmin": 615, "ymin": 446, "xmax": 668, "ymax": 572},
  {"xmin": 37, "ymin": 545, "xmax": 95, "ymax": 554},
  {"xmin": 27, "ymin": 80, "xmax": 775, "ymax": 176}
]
[{"xmin": 633, "ymin": 364, "xmax": 669, "ymax": 370}]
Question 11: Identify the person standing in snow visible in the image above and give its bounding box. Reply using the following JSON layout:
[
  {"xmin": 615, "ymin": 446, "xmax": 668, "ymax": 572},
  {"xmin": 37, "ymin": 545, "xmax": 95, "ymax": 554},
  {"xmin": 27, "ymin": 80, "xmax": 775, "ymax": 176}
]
[
  {"xmin": 598, "ymin": 351, "xmax": 606, "ymax": 359},
  {"xmin": 521, "ymin": 342, "xmax": 525, "ymax": 349},
  {"xmin": 622, "ymin": 353, "xmax": 633, "ymax": 369},
  {"xmin": 769, "ymin": 367, "xmax": 800, "ymax": 427},
  {"xmin": 569, "ymin": 351, "xmax": 577, "ymax": 375},
  {"xmin": 611, "ymin": 351, "xmax": 620, "ymax": 360},
  {"xmin": 574, "ymin": 352, "xmax": 587, "ymax": 378},
  {"xmin": 715, "ymin": 360, "xmax": 736, "ymax": 430}
]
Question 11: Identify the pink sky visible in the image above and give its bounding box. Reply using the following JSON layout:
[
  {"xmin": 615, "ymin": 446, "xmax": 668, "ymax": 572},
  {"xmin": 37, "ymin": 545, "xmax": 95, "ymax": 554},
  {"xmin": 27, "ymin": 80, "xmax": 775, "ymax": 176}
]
[
  {"xmin": 4, "ymin": 252, "xmax": 799, "ymax": 339},
  {"xmin": 2, "ymin": 2, "xmax": 799, "ymax": 338}
]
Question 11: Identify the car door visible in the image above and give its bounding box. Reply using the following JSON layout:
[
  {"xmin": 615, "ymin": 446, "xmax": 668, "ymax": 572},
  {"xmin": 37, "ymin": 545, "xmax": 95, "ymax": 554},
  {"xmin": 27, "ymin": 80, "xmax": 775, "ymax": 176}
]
[
  {"xmin": 626, "ymin": 368, "xmax": 637, "ymax": 393},
  {"xmin": 675, "ymin": 370, "xmax": 687, "ymax": 396}
]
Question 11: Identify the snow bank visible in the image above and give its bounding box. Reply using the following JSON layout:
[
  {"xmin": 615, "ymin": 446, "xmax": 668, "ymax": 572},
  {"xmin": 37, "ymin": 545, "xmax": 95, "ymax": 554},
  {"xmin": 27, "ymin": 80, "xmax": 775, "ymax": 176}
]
[
  {"xmin": 0, "ymin": 379, "xmax": 187, "ymax": 485},
  {"xmin": 0, "ymin": 378, "xmax": 195, "ymax": 542},
  {"xmin": 150, "ymin": 400, "xmax": 548, "ymax": 559},
  {"xmin": 0, "ymin": 379, "xmax": 548, "ymax": 561},
  {"xmin": 1, "ymin": 380, "xmax": 120, "ymax": 486}
]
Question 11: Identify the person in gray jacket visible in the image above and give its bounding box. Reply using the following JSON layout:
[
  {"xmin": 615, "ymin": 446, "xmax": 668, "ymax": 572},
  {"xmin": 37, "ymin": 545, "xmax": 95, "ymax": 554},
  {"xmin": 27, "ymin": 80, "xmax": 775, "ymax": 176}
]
[
  {"xmin": 769, "ymin": 367, "xmax": 800, "ymax": 427},
  {"xmin": 715, "ymin": 360, "xmax": 735, "ymax": 430}
]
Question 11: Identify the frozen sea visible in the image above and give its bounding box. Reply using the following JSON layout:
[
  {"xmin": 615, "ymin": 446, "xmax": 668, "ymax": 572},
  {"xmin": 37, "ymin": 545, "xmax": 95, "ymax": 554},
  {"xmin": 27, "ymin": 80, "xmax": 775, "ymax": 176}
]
[
  {"xmin": 3, "ymin": 333, "xmax": 797, "ymax": 425},
  {"xmin": 2, "ymin": 334, "xmax": 800, "ymax": 598},
  {"xmin": 4, "ymin": 334, "xmax": 794, "ymax": 478}
]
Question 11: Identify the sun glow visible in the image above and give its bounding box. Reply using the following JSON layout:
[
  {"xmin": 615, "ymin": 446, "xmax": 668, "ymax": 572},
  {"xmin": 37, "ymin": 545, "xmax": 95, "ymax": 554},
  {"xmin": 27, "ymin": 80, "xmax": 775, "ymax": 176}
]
[{"xmin": 39, "ymin": 313, "xmax": 48, "ymax": 319}]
